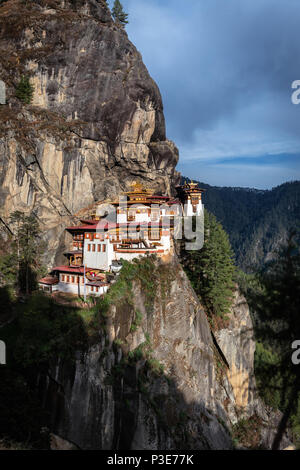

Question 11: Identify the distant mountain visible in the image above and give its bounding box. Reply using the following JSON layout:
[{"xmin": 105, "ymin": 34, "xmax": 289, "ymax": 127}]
[{"xmin": 182, "ymin": 178, "xmax": 300, "ymax": 272}]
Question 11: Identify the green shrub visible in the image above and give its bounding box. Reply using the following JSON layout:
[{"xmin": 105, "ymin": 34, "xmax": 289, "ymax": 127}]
[
  {"xmin": 16, "ymin": 75, "xmax": 34, "ymax": 104},
  {"xmin": 130, "ymin": 309, "xmax": 143, "ymax": 332}
]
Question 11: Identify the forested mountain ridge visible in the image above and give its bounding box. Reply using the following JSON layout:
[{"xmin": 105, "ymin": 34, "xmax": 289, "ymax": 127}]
[{"xmin": 182, "ymin": 178, "xmax": 300, "ymax": 271}]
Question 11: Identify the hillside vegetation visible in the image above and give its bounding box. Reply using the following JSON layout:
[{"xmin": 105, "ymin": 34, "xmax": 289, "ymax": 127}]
[{"xmin": 183, "ymin": 178, "xmax": 300, "ymax": 272}]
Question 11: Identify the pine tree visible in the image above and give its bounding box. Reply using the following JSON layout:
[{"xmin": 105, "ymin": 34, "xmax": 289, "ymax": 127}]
[
  {"xmin": 112, "ymin": 0, "xmax": 128, "ymax": 26},
  {"xmin": 15, "ymin": 75, "xmax": 34, "ymax": 104},
  {"xmin": 180, "ymin": 209, "xmax": 236, "ymax": 320},
  {"xmin": 9, "ymin": 211, "xmax": 43, "ymax": 295}
]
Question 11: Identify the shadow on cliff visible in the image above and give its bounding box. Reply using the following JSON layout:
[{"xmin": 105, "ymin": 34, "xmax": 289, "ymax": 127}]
[
  {"xmin": 0, "ymin": 286, "xmax": 232, "ymax": 450},
  {"xmin": 1, "ymin": 281, "xmax": 295, "ymax": 450},
  {"xmin": 238, "ymin": 232, "xmax": 300, "ymax": 449},
  {"xmin": 0, "ymin": 287, "xmax": 89, "ymax": 448},
  {"xmin": 40, "ymin": 344, "xmax": 234, "ymax": 450},
  {"xmin": 245, "ymin": 316, "xmax": 300, "ymax": 450}
]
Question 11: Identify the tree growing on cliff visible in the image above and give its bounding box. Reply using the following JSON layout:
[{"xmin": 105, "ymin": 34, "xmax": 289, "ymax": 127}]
[
  {"xmin": 15, "ymin": 75, "xmax": 34, "ymax": 104},
  {"xmin": 180, "ymin": 210, "xmax": 235, "ymax": 321},
  {"xmin": 112, "ymin": 0, "xmax": 128, "ymax": 26},
  {"xmin": 9, "ymin": 211, "xmax": 44, "ymax": 295}
]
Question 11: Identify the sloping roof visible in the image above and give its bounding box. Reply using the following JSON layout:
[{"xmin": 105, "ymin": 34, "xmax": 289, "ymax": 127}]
[
  {"xmin": 66, "ymin": 223, "xmax": 99, "ymax": 231},
  {"xmin": 66, "ymin": 220, "xmax": 118, "ymax": 231},
  {"xmin": 51, "ymin": 265, "xmax": 92, "ymax": 274},
  {"xmin": 66, "ymin": 221, "xmax": 173, "ymax": 232},
  {"xmin": 79, "ymin": 219, "xmax": 97, "ymax": 225},
  {"xmin": 86, "ymin": 281, "xmax": 109, "ymax": 287},
  {"xmin": 167, "ymin": 198, "xmax": 181, "ymax": 205},
  {"xmin": 39, "ymin": 277, "xmax": 59, "ymax": 285}
]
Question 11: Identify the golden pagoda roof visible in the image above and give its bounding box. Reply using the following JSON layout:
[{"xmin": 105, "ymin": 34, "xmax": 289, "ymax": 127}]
[
  {"xmin": 177, "ymin": 181, "xmax": 204, "ymax": 193},
  {"xmin": 127, "ymin": 181, "xmax": 153, "ymax": 195}
]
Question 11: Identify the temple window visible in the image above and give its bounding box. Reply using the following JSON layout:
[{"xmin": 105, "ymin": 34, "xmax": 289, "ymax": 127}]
[
  {"xmin": 128, "ymin": 211, "xmax": 135, "ymax": 221},
  {"xmin": 149, "ymin": 229, "xmax": 160, "ymax": 240}
]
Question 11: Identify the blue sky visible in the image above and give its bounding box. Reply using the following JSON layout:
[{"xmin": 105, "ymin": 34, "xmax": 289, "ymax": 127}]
[{"xmin": 109, "ymin": 0, "xmax": 300, "ymax": 189}]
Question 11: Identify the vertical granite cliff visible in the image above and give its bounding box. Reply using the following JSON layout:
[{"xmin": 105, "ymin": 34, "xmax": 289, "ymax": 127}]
[
  {"xmin": 0, "ymin": 0, "xmax": 179, "ymax": 265},
  {"xmin": 42, "ymin": 258, "xmax": 233, "ymax": 449},
  {"xmin": 39, "ymin": 258, "xmax": 291, "ymax": 450}
]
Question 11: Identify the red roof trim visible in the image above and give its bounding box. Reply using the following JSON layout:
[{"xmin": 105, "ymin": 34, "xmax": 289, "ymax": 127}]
[
  {"xmin": 51, "ymin": 266, "xmax": 93, "ymax": 274},
  {"xmin": 79, "ymin": 219, "xmax": 97, "ymax": 225},
  {"xmin": 38, "ymin": 277, "xmax": 59, "ymax": 285},
  {"xmin": 67, "ymin": 221, "xmax": 173, "ymax": 231},
  {"xmin": 86, "ymin": 281, "xmax": 109, "ymax": 287}
]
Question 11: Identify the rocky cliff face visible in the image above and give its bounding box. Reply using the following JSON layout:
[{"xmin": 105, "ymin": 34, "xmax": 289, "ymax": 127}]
[
  {"xmin": 42, "ymin": 258, "xmax": 233, "ymax": 449},
  {"xmin": 0, "ymin": 0, "xmax": 179, "ymax": 265},
  {"xmin": 39, "ymin": 257, "xmax": 291, "ymax": 450},
  {"xmin": 214, "ymin": 290, "xmax": 292, "ymax": 449}
]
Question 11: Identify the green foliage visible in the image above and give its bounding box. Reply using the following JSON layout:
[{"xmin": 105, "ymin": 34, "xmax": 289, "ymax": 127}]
[
  {"xmin": 98, "ymin": 256, "xmax": 157, "ymax": 319},
  {"xmin": 112, "ymin": 0, "xmax": 128, "ymax": 25},
  {"xmin": 8, "ymin": 211, "xmax": 45, "ymax": 294},
  {"xmin": 128, "ymin": 343, "xmax": 146, "ymax": 362},
  {"xmin": 247, "ymin": 231, "xmax": 300, "ymax": 447},
  {"xmin": 232, "ymin": 415, "xmax": 263, "ymax": 449},
  {"xmin": 114, "ymin": 338, "xmax": 124, "ymax": 346},
  {"xmin": 180, "ymin": 209, "xmax": 235, "ymax": 320},
  {"xmin": 145, "ymin": 357, "xmax": 164, "ymax": 375},
  {"xmin": 182, "ymin": 177, "xmax": 300, "ymax": 272},
  {"xmin": 254, "ymin": 342, "xmax": 283, "ymax": 410},
  {"xmin": 15, "ymin": 75, "xmax": 34, "ymax": 104},
  {"xmin": 0, "ymin": 252, "xmax": 17, "ymax": 286},
  {"xmin": 130, "ymin": 309, "xmax": 143, "ymax": 332},
  {"xmin": 0, "ymin": 290, "xmax": 88, "ymax": 447},
  {"xmin": 2, "ymin": 292, "xmax": 88, "ymax": 367}
]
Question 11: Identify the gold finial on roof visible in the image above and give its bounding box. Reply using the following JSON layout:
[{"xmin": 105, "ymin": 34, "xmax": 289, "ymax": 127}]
[
  {"xmin": 129, "ymin": 181, "xmax": 142, "ymax": 191},
  {"xmin": 128, "ymin": 180, "xmax": 152, "ymax": 195}
]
